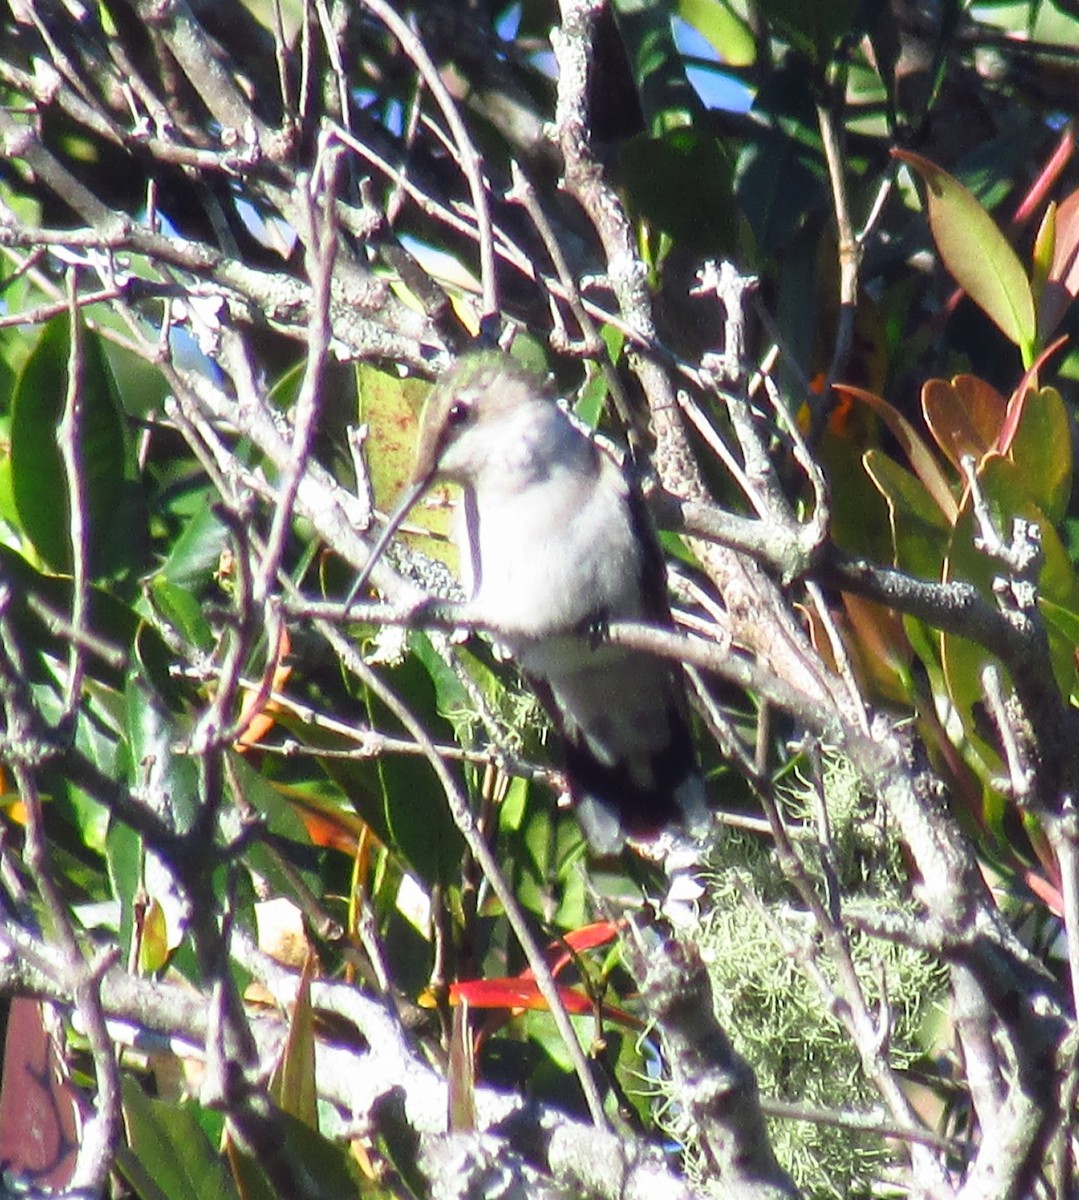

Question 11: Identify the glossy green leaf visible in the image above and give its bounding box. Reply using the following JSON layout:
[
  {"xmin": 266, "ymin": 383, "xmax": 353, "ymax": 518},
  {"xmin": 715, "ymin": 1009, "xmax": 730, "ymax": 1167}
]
[
  {"xmin": 678, "ymin": 0, "xmax": 755, "ymax": 66},
  {"xmin": 10, "ymin": 313, "xmax": 133, "ymax": 574},
  {"xmin": 504, "ymin": 791, "xmax": 590, "ymax": 931},
  {"xmin": 105, "ymin": 817, "xmax": 142, "ymax": 963},
  {"xmin": 147, "ymin": 577, "xmax": 214, "ymax": 653},
  {"xmin": 862, "ymin": 450, "xmax": 951, "ymax": 583},
  {"xmin": 408, "ymin": 629, "xmax": 472, "ymax": 723},
  {"xmin": 819, "ymin": 427, "xmax": 893, "ymax": 563},
  {"xmin": 575, "ymin": 356, "xmax": 616, "ymax": 429},
  {"xmin": 1040, "ymin": 597, "xmax": 1079, "ymax": 671},
  {"xmin": 234, "ymin": 761, "xmax": 324, "ymax": 904},
  {"xmin": 223, "ymin": 1138, "xmax": 277, "ymax": 1200},
  {"xmin": 0, "ymin": 436, "xmax": 16, "ymax": 531},
  {"xmin": 1006, "ymin": 386, "xmax": 1072, "ymax": 524},
  {"xmin": 1031, "ymin": 201, "xmax": 1055, "ymax": 305},
  {"xmin": 233, "ymin": 754, "xmax": 317, "ymax": 845},
  {"xmin": 499, "ymin": 775, "xmax": 530, "ymax": 834},
  {"xmin": 160, "ymin": 497, "xmax": 228, "ymax": 593},
  {"xmin": 100, "ymin": 335, "xmax": 169, "ymax": 419},
  {"xmin": 322, "ymin": 653, "xmax": 465, "ymax": 886},
  {"xmin": 735, "ymin": 68, "xmax": 825, "ymax": 255},
  {"xmin": 267, "ymin": 1111, "xmax": 364, "ymax": 1200},
  {"xmin": 0, "ymin": 543, "xmax": 167, "ymax": 691},
  {"xmin": 74, "ymin": 678, "xmax": 125, "ymax": 790},
  {"xmin": 1038, "ymin": 185, "xmax": 1079, "ymax": 342},
  {"xmin": 118, "ymin": 1077, "xmax": 238, "ymax": 1200},
  {"xmin": 895, "ymin": 151, "xmax": 1036, "ymax": 360}
]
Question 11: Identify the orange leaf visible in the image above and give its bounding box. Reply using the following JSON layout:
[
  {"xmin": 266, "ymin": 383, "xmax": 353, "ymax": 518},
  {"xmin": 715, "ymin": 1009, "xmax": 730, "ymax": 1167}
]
[
  {"xmin": 297, "ymin": 810, "xmax": 361, "ymax": 855},
  {"xmin": 278, "ymin": 785, "xmax": 376, "ymax": 856},
  {"xmin": 235, "ymin": 625, "xmax": 293, "ymax": 750},
  {"xmin": 921, "ymin": 375, "xmax": 1007, "ymax": 471},
  {"xmin": 561, "ymin": 920, "xmax": 623, "ymax": 953}
]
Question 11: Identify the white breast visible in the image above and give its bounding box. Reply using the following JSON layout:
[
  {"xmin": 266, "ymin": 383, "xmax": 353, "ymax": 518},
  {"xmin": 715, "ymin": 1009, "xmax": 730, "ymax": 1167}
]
[{"xmin": 459, "ymin": 434, "xmax": 643, "ymax": 639}]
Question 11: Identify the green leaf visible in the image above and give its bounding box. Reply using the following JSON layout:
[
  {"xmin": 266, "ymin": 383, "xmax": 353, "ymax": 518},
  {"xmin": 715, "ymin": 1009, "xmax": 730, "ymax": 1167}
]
[
  {"xmin": 0, "ymin": 542, "xmax": 170, "ymax": 692},
  {"xmin": 942, "ymin": 455, "xmax": 1079, "ymax": 775},
  {"xmin": 1040, "ymin": 596, "xmax": 1079, "ymax": 659},
  {"xmin": 1031, "ymin": 201, "xmax": 1055, "ymax": 306},
  {"xmin": 862, "ymin": 450, "xmax": 950, "ymax": 583},
  {"xmin": 233, "ymin": 757, "xmax": 325, "ymax": 906},
  {"xmin": 106, "ymin": 817, "xmax": 142, "ymax": 963},
  {"xmin": 100, "ymin": 335, "xmax": 169, "ymax": 419},
  {"xmin": 357, "ymin": 363, "xmax": 455, "ymax": 572},
  {"xmin": 678, "ymin": 0, "xmax": 755, "ymax": 66},
  {"xmin": 841, "ymin": 385, "xmax": 958, "ymax": 522},
  {"xmin": 756, "ymin": 0, "xmax": 857, "ymax": 63},
  {"xmin": 895, "ymin": 151, "xmax": 1036, "ymax": 361},
  {"xmin": 1006, "ymin": 386, "xmax": 1072, "ymax": 524},
  {"xmin": 147, "ymin": 577, "xmax": 215, "ymax": 653},
  {"xmin": 10, "ymin": 313, "xmax": 135, "ymax": 575},
  {"xmin": 125, "ymin": 667, "xmax": 200, "ymax": 836},
  {"xmin": 734, "ymin": 68, "xmax": 825, "ymax": 255},
  {"xmin": 372, "ymin": 666, "xmax": 467, "ymax": 886},
  {"xmin": 499, "ymin": 774, "xmax": 530, "ymax": 833},
  {"xmin": 269, "ymin": 958, "xmax": 319, "ymax": 1128},
  {"xmin": 575, "ymin": 362, "xmax": 613, "ymax": 429},
  {"xmin": 619, "ymin": 126, "xmax": 735, "ymax": 251},
  {"xmin": 318, "ymin": 653, "xmax": 465, "ymax": 887},
  {"xmin": 1038, "ymin": 185, "xmax": 1079, "ymax": 342},
  {"xmin": 118, "ymin": 1077, "xmax": 238, "ymax": 1200},
  {"xmin": 613, "ymin": 0, "xmax": 704, "ymax": 133},
  {"xmin": 160, "ymin": 497, "xmax": 228, "ymax": 593},
  {"xmin": 268, "ymin": 1111, "xmax": 365, "ymax": 1200},
  {"xmin": 818, "ymin": 429, "xmax": 893, "ymax": 564},
  {"xmin": 408, "ymin": 629, "xmax": 472, "ymax": 721}
]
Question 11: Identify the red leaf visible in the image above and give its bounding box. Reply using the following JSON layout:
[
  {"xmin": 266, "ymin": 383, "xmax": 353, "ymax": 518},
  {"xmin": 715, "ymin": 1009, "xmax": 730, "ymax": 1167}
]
[{"xmin": 450, "ymin": 977, "xmax": 592, "ymax": 1014}]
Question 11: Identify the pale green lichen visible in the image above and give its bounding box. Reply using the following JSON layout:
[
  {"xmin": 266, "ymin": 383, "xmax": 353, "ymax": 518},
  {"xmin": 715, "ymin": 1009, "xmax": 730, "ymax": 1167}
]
[{"xmin": 656, "ymin": 753, "xmax": 947, "ymax": 1199}]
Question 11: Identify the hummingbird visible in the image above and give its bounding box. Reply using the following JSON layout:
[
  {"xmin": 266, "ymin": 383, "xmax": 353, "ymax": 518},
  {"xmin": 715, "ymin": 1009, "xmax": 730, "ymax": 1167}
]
[{"xmin": 351, "ymin": 349, "xmax": 708, "ymax": 854}]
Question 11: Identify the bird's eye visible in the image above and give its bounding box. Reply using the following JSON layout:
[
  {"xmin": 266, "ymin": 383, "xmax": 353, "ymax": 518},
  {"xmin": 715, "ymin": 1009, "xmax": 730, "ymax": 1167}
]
[{"xmin": 447, "ymin": 399, "xmax": 472, "ymax": 427}]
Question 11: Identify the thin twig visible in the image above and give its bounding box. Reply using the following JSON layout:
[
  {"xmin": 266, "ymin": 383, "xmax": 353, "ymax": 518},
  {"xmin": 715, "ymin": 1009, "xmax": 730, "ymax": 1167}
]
[
  {"xmin": 361, "ymin": 0, "xmax": 498, "ymax": 320},
  {"xmin": 308, "ymin": 611, "xmax": 611, "ymax": 1129},
  {"xmin": 252, "ymin": 135, "xmax": 339, "ymax": 606},
  {"xmin": 56, "ymin": 273, "xmax": 90, "ymax": 726}
]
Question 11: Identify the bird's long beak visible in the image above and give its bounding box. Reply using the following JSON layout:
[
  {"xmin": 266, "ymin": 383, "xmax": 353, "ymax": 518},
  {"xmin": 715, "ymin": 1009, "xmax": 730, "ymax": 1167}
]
[{"xmin": 345, "ymin": 473, "xmax": 431, "ymax": 608}]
